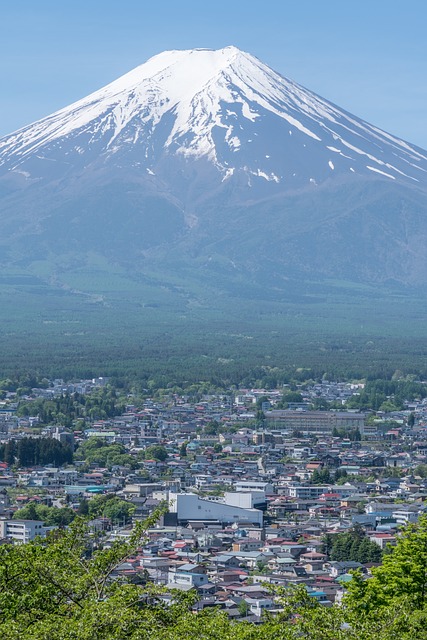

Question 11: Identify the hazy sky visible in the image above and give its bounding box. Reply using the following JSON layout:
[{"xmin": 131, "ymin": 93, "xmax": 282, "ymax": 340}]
[{"xmin": 1, "ymin": 0, "xmax": 426, "ymax": 147}]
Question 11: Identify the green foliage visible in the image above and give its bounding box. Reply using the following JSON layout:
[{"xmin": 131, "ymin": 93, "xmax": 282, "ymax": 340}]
[
  {"xmin": 144, "ymin": 445, "xmax": 168, "ymax": 461},
  {"xmin": 16, "ymin": 388, "xmax": 127, "ymax": 425},
  {"xmin": 346, "ymin": 379, "xmax": 427, "ymax": 411},
  {"xmin": 311, "ymin": 467, "xmax": 332, "ymax": 484},
  {"xmin": 78, "ymin": 497, "xmax": 90, "ymax": 516},
  {"xmin": 75, "ymin": 437, "xmax": 138, "ymax": 469},
  {"xmin": 326, "ymin": 525, "xmax": 382, "ymax": 563},
  {"xmin": 277, "ymin": 391, "xmax": 304, "ymax": 408},
  {"xmin": 87, "ymin": 494, "xmax": 135, "ymax": 524},
  {"xmin": 1, "ymin": 509, "xmax": 427, "ymax": 639},
  {"xmin": 237, "ymin": 599, "xmax": 249, "ymax": 616},
  {"xmin": 13, "ymin": 503, "xmax": 76, "ymax": 526},
  {"xmin": 334, "ymin": 468, "xmax": 349, "ymax": 482},
  {"xmin": 345, "ymin": 514, "xmax": 427, "ymax": 613},
  {"xmin": 0, "ymin": 437, "xmax": 72, "ymax": 467},
  {"xmin": 414, "ymin": 464, "xmax": 427, "ymax": 478},
  {"xmin": 332, "ymin": 426, "xmax": 361, "ymax": 440},
  {"xmin": 0, "ymin": 505, "xmax": 171, "ymax": 639},
  {"xmin": 204, "ymin": 420, "xmax": 220, "ymax": 435}
]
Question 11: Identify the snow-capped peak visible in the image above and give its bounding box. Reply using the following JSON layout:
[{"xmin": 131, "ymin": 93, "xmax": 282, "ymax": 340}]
[{"xmin": 0, "ymin": 47, "xmax": 426, "ymax": 190}]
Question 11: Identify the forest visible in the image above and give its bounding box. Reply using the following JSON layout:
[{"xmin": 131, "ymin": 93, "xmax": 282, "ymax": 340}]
[
  {"xmin": 0, "ymin": 437, "xmax": 72, "ymax": 467},
  {"xmin": 322, "ymin": 525, "xmax": 383, "ymax": 563}
]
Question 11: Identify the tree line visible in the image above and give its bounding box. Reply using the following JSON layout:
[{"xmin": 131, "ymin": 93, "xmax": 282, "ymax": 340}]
[
  {"xmin": 16, "ymin": 388, "xmax": 126, "ymax": 426},
  {"xmin": 323, "ymin": 525, "xmax": 382, "ymax": 563},
  {"xmin": 0, "ymin": 437, "xmax": 73, "ymax": 467}
]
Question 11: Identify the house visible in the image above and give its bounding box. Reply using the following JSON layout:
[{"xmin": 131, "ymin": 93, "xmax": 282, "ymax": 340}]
[
  {"xmin": 328, "ymin": 561, "xmax": 363, "ymax": 578},
  {"xmin": 167, "ymin": 564, "xmax": 210, "ymax": 590}
]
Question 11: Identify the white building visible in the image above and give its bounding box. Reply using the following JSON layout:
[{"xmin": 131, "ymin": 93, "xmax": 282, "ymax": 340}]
[
  {"xmin": 234, "ymin": 481, "xmax": 274, "ymax": 494},
  {"xmin": 169, "ymin": 492, "xmax": 263, "ymax": 526},
  {"xmin": 0, "ymin": 519, "xmax": 47, "ymax": 543},
  {"xmin": 167, "ymin": 565, "xmax": 209, "ymax": 589},
  {"xmin": 224, "ymin": 491, "xmax": 266, "ymax": 510}
]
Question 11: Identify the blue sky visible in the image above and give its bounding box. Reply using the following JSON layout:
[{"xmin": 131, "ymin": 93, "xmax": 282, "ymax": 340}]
[{"xmin": 1, "ymin": 0, "xmax": 426, "ymax": 147}]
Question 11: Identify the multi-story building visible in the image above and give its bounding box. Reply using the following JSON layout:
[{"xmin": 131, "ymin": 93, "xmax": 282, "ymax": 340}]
[
  {"xmin": 265, "ymin": 410, "xmax": 365, "ymax": 435},
  {"xmin": 0, "ymin": 519, "xmax": 47, "ymax": 543}
]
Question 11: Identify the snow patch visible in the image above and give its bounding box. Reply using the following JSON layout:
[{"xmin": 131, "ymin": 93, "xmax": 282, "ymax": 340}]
[
  {"xmin": 228, "ymin": 136, "xmax": 241, "ymax": 150},
  {"xmin": 222, "ymin": 167, "xmax": 235, "ymax": 181},
  {"xmin": 366, "ymin": 166, "xmax": 396, "ymax": 180},
  {"xmin": 328, "ymin": 161, "xmax": 334, "ymax": 170},
  {"xmin": 241, "ymin": 101, "xmax": 259, "ymax": 121},
  {"xmin": 246, "ymin": 167, "xmax": 280, "ymax": 183},
  {"xmin": 12, "ymin": 168, "xmax": 31, "ymax": 177}
]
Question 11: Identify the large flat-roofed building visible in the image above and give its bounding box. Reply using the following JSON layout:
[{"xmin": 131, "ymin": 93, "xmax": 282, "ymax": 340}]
[
  {"xmin": 0, "ymin": 519, "xmax": 46, "ymax": 544},
  {"xmin": 265, "ymin": 410, "xmax": 365, "ymax": 435},
  {"xmin": 168, "ymin": 492, "xmax": 263, "ymax": 527}
]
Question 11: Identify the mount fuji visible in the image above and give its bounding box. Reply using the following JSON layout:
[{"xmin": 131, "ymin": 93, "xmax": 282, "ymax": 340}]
[
  {"xmin": 0, "ymin": 46, "xmax": 427, "ymax": 318},
  {"xmin": 2, "ymin": 46, "xmax": 426, "ymax": 189}
]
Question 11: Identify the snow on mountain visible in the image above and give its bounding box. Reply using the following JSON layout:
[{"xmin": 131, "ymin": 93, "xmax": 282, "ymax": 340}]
[{"xmin": 1, "ymin": 46, "xmax": 426, "ymax": 192}]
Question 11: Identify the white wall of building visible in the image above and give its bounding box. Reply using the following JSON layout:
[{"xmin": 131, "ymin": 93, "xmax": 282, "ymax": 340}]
[
  {"xmin": 169, "ymin": 493, "xmax": 263, "ymax": 526},
  {"xmin": 224, "ymin": 491, "xmax": 265, "ymax": 509}
]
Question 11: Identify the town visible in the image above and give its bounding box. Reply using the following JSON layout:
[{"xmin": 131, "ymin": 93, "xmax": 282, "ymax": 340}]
[{"xmin": 1, "ymin": 374, "xmax": 427, "ymax": 621}]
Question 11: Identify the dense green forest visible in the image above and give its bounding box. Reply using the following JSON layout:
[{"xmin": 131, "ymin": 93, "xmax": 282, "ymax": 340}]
[
  {"xmin": 1, "ymin": 507, "xmax": 427, "ymax": 639},
  {"xmin": 0, "ymin": 437, "xmax": 73, "ymax": 467},
  {"xmin": 322, "ymin": 525, "xmax": 383, "ymax": 563},
  {"xmin": 0, "ymin": 284, "xmax": 427, "ymax": 385}
]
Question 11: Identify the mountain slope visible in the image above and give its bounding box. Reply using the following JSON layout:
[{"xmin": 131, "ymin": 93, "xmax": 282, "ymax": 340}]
[
  {"xmin": 0, "ymin": 46, "xmax": 426, "ymax": 299},
  {"xmin": 1, "ymin": 46, "xmax": 426, "ymax": 191}
]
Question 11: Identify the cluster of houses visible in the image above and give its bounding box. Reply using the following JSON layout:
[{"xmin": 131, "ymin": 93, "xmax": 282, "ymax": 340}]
[{"xmin": 2, "ymin": 378, "xmax": 427, "ymax": 619}]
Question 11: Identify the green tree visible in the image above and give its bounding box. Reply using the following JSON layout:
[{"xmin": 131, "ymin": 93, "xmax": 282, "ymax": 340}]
[
  {"xmin": 311, "ymin": 467, "xmax": 331, "ymax": 484},
  {"xmin": 2, "ymin": 507, "xmax": 427, "ymax": 639},
  {"xmin": 414, "ymin": 464, "xmax": 427, "ymax": 478},
  {"xmin": 204, "ymin": 421, "xmax": 218, "ymax": 435},
  {"xmin": 280, "ymin": 391, "xmax": 304, "ymax": 407},
  {"xmin": 78, "ymin": 497, "xmax": 90, "ymax": 516},
  {"xmin": 13, "ymin": 503, "xmax": 76, "ymax": 527},
  {"xmin": 237, "ymin": 599, "xmax": 250, "ymax": 616},
  {"xmin": 88, "ymin": 494, "xmax": 135, "ymax": 524},
  {"xmin": 144, "ymin": 445, "xmax": 168, "ymax": 462},
  {"xmin": 0, "ymin": 506, "xmax": 173, "ymax": 639},
  {"xmin": 345, "ymin": 514, "xmax": 427, "ymax": 613}
]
